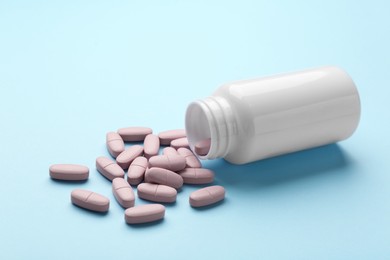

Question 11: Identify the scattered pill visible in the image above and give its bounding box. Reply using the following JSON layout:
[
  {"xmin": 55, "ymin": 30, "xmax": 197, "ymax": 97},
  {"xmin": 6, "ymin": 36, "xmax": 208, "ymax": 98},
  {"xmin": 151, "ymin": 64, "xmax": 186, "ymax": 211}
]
[
  {"xmin": 125, "ymin": 204, "xmax": 165, "ymax": 224},
  {"xmin": 145, "ymin": 167, "xmax": 184, "ymax": 189},
  {"xmin": 137, "ymin": 183, "xmax": 177, "ymax": 203},
  {"xmin": 53, "ymin": 125, "xmax": 223, "ymax": 224},
  {"xmin": 178, "ymin": 168, "xmax": 214, "ymax": 184},
  {"xmin": 177, "ymin": 147, "xmax": 202, "ymax": 168},
  {"xmin": 96, "ymin": 156, "xmax": 125, "ymax": 181},
  {"xmin": 144, "ymin": 170, "xmax": 151, "ymax": 183},
  {"xmin": 195, "ymin": 138, "xmax": 211, "ymax": 156},
  {"xmin": 117, "ymin": 127, "xmax": 152, "ymax": 142},
  {"xmin": 162, "ymin": 147, "xmax": 179, "ymax": 156},
  {"xmin": 49, "ymin": 164, "xmax": 89, "ymax": 181},
  {"xmin": 158, "ymin": 129, "xmax": 186, "ymax": 145},
  {"xmin": 127, "ymin": 156, "xmax": 148, "ymax": 185},
  {"xmin": 71, "ymin": 189, "xmax": 110, "ymax": 212},
  {"xmin": 106, "ymin": 132, "xmax": 125, "ymax": 158},
  {"xmin": 148, "ymin": 155, "xmax": 186, "ymax": 172},
  {"xmin": 143, "ymin": 134, "xmax": 160, "ymax": 159},
  {"xmin": 170, "ymin": 137, "xmax": 190, "ymax": 149},
  {"xmin": 116, "ymin": 145, "xmax": 144, "ymax": 170},
  {"xmin": 112, "ymin": 178, "xmax": 135, "ymax": 208},
  {"xmin": 189, "ymin": 185, "xmax": 225, "ymax": 207}
]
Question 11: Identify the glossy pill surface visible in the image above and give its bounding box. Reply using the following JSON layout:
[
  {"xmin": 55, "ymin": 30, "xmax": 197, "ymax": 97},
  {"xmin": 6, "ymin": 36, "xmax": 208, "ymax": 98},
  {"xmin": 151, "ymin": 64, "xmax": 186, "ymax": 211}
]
[
  {"xmin": 71, "ymin": 189, "xmax": 110, "ymax": 212},
  {"xmin": 178, "ymin": 168, "xmax": 214, "ymax": 184},
  {"xmin": 189, "ymin": 185, "xmax": 225, "ymax": 207},
  {"xmin": 177, "ymin": 147, "xmax": 201, "ymax": 168},
  {"xmin": 116, "ymin": 145, "xmax": 144, "ymax": 170},
  {"xmin": 127, "ymin": 156, "xmax": 148, "ymax": 185},
  {"xmin": 162, "ymin": 147, "xmax": 179, "ymax": 156},
  {"xmin": 158, "ymin": 129, "xmax": 186, "ymax": 145},
  {"xmin": 49, "ymin": 164, "xmax": 89, "ymax": 181},
  {"xmin": 170, "ymin": 137, "xmax": 190, "ymax": 149},
  {"xmin": 125, "ymin": 204, "xmax": 165, "ymax": 224},
  {"xmin": 96, "ymin": 156, "xmax": 125, "ymax": 181},
  {"xmin": 145, "ymin": 167, "xmax": 183, "ymax": 189},
  {"xmin": 143, "ymin": 134, "xmax": 160, "ymax": 159},
  {"xmin": 117, "ymin": 127, "xmax": 152, "ymax": 142},
  {"xmin": 148, "ymin": 155, "xmax": 186, "ymax": 172},
  {"xmin": 112, "ymin": 178, "xmax": 135, "ymax": 208},
  {"xmin": 137, "ymin": 183, "xmax": 177, "ymax": 203},
  {"xmin": 106, "ymin": 132, "xmax": 125, "ymax": 158}
]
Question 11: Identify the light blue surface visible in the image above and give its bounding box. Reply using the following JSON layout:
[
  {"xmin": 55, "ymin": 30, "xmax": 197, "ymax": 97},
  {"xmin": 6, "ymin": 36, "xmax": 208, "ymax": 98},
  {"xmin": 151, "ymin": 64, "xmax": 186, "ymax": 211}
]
[{"xmin": 1, "ymin": 0, "xmax": 389, "ymax": 259}]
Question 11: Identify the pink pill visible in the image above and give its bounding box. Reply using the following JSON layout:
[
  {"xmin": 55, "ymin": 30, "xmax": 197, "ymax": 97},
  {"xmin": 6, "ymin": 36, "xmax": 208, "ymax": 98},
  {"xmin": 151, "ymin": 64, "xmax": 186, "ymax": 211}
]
[
  {"xmin": 143, "ymin": 134, "xmax": 160, "ymax": 159},
  {"xmin": 106, "ymin": 132, "xmax": 125, "ymax": 158},
  {"xmin": 127, "ymin": 156, "xmax": 148, "ymax": 185},
  {"xmin": 178, "ymin": 168, "xmax": 214, "ymax": 184},
  {"xmin": 170, "ymin": 137, "xmax": 190, "ymax": 149},
  {"xmin": 195, "ymin": 138, "xmax": 211, "ymax": 156},
  {"xmin": 112, "ymin": 178, "xmax": 135, "ymax": 208},
  {"xmin": 96, "ymin": 156, "xmax": 125, "ymax": 181},
  {"xmin": 125, "ymin": 204, "xmax": 165, "ymax": 224},
  {"xmin": 162, "ymin": 147, "xmax": 179, "ymax": 156},
  {"xmin": 148, "ymin": 155, "xmax": 186, "ymax": 172},
  {"xmin": 117, "ymin": 127, "xmax": 152, "ymax": 142},
  {"xmin": 137, "ymin": 183, "xmax": 177, "ymax": 203},
  {"xmin": 145, "ymin": 167, "xmax": 183, "ymax": 189},
  {"xmin": 189, "ymin": 185, "xmax": 225, "ymax": 207},
  {"xmin": 158, "ymin": 129, "xmax": 186, "ymax": 145},
  {"xmin": 116, "ymin": 145, "xmax": 144, "ymax": 170},
  {"xmin": 144, "ymin": 170, "xmax": 151, "ymax": 183},
  {"xmin": 49, "ymin": 164, "xmax": 89, "ymax": 181},
  {"xmin": 71, "ymin": 189, "xmax": 110, "ymax": 212},
  {"xmin": 177, "ymin": 147, "xmax": 202, "ymax": 168}
]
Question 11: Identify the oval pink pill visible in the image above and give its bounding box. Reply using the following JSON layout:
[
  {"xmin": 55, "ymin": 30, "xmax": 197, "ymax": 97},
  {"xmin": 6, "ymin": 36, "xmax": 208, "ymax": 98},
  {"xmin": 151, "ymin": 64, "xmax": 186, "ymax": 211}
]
[
  {"xmin": 170, "ymin": 137, "xmax": 190, "ymax": 149},
  {"xmin": 189, "ymin": 185, "xmax": 225, "ymax": 207},
  {"xmin": 49, "ymin": 164, "xmax": 89, "ymax": 181},
  {"xmin": 137, "ymin": 183, "xmax": 177, "ymax": 203},
  {"xmin": 127, "ymin": 156, "xmax": 148, "ymax": 185},
  {"xmin": 145, "ymin": 167, "xmax": 183, "ymax": 189},
  {"xmin": 177, "ymin": 147, "xmax": 202, "ymax": 168},
  {"xmin": 112, "ymin": 178, "xmax": 135, "ymax": 208},
  {"xmin": 71, "ymin": 189, "xmax": 110, "ymax": 212},
  {"xmin": 162, "ymin": 147, "xmax": 179, "ymax": 156},
  {"xmin": 125, "ymin": 204, "xmax": 165, "ymax": 224},
  {"xmin": 158, "ymin": 129, "xmax": 186, "ymax": 145},
  {"xmin": 96, "ymin": 156, "xmax": 125, "ymax": 181},
  {"xmin": 178, "ymin": 168, "xmax": 214, "ymax": 184},
  {"xmin": 117, "ymin": 127, "xmax": 152, "ymax": 142},
  {"xmin": 143, "ymin": 134, "xmax": 160, "ymax": 159},
  {"xmin": 148, "ymin": 155, "xmax": 186, "ymax": 172},
  {"xmin": 195, "ymin": 138, "xmax": 211, "ymax": 156},
  {"xmin": 116, "ymin": 145, "xmax": 144, "ymax": 170},
  {"xmin": 106, "ymin": 132, "xmax": 125, "ymax": 158}
]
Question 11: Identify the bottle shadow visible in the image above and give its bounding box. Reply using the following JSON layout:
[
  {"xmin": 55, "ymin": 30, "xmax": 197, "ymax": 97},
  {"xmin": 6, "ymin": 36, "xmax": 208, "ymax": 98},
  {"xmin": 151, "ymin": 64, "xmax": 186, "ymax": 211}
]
[{"xmin": 204, "ymin": 144, "xmax": 353, "ymax": 190}]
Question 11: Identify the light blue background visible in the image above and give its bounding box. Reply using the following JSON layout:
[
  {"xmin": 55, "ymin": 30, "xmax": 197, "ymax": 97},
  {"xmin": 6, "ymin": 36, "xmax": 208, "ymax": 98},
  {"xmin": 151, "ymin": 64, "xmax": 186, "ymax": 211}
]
[{"xmin": 1, "ymin": 0, "xmax": 389, "ymax": 259}]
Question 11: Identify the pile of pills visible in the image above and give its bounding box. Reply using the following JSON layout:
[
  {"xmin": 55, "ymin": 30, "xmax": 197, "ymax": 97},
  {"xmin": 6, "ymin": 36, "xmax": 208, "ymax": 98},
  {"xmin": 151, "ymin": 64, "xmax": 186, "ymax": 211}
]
[{"xmin": 49, "ymin": 127, "xmax": 225, "ymax": 225}]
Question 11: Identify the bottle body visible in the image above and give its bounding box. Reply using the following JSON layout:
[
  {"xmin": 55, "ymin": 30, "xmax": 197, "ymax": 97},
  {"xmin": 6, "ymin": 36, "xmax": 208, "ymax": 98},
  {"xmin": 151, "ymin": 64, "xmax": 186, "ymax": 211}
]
[{"xmin": 185, "ymin": 66, "xmax": 361, "ymax": 164}]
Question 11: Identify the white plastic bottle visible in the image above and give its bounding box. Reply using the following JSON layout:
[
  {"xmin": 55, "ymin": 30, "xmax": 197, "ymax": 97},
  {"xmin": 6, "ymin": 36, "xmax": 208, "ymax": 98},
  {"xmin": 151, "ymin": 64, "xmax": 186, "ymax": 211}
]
[{"xmin": 185, "ymin": 66, "xmax": 361, "ymax": 164}]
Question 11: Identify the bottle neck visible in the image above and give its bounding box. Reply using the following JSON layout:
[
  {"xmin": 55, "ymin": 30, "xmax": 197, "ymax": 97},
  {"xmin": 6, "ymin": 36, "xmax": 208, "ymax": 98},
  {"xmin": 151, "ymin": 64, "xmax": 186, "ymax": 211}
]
[{"xmin": 185, "ymin": 96, "xmax": 236, "ymax": 160}]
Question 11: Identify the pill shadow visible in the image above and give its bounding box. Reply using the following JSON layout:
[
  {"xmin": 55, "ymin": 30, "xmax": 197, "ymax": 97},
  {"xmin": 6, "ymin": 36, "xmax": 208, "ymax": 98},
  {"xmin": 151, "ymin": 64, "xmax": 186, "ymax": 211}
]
[
  {"xmin": 137, "ymin": 198, "xmax": 177, "ymax": 208},
  {"xmin": 50, "ymin": 178, "xmax": 88, "ymax": 185},
  {"xmin": 205, "ymin": 144, "xmax": 352, "ymax": 189},
  {"xmin": 190, "ymin": 198, "xmax": 227, "ymax": 211},
  {"xmin": 125, "ymin": 218, "xmax": 165, "ymax": 228},
  {"xmin": 71, "ymin": 204, "xmax": 109, "ymax": 217}
]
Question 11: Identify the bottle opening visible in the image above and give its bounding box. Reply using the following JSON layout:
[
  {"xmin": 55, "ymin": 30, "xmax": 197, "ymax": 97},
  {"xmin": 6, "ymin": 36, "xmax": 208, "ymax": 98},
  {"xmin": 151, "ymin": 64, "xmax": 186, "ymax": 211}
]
[
  {"xmin": 185, "ymin": 96, "xmax": 235, "ymax": 160},
  {"xmin": 185, "ymin": 101, "xmax": 213, "ymax": 159}
]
